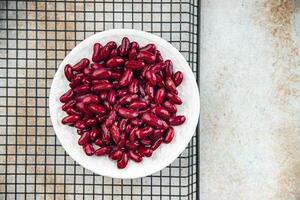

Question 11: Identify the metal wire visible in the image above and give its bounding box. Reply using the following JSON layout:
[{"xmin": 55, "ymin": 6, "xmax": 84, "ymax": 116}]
[{"xmin": 0, "ymin": 0, "xmax": 199, "ymax": 199}]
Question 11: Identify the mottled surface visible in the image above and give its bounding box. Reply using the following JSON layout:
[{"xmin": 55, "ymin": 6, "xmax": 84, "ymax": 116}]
[{"xmin": 200, "ymin": 0, "xmax": 300, "ymax": 199}]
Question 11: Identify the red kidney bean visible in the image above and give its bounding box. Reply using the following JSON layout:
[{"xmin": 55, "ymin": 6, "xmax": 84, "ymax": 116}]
[
  {"xmin": 105, "ymin": 110, "xmax": 117, "ymax": 127},
  {"xmin": 138, "ymin": 146, "xmax": 153, "ymax": 157},
  {"xmin": 126, "ymin": 141, "xmax": 139, "ymax": 150},
  {"xmin": 85, "ymin": 118, "xmax": 97, "ymax": 126},
  {"xmin": 141, "ymin": 112, "xmax": 169, "ymax": 129},
  {"xmin": 138, "ymin": 82, "xmax": 146, "ymax": 97},
  {"xmin": 130, "ymin": 118, "xmax": 143, "ymax": 127},
  {"xmin": 155, "ymin": 50, "xmax": 163, "ymax": 63},
  {"xmin": 130, "ymin": 41, "xmax": 139, "ymax": 49},
  {"xmin": 88, "ymin": 104, "xmax": 106, "ymax": 115},
  {"xmin": 164, "ymin": 60, "xmax": 173, "ymax": 77},
  {"xmin": 118, "ymin": 94, "xmax": 138, "ymax": 105},
  {"xmin": 91, "ymin": 68, "xmax": 111, "ymax": 80},
  {"xmin": 111, "ymin": 71, "xmax": 122, "ymax": 80},
  {"xmin": 140, "ymin": 43, "xmax": 156, "ymax": 53},
  {"xmin": 69, "ymin": 73, "xmax": 84, "ymax": 88},
  {"xmin": 119, "ymin": 37, "xmax": 130, "ymax": 56},
  {"xmin": 118, "ymin": 118, "xmax": 128, "ymax": 131},
  {"xmin": 173, "ymin": 71, "xmax": 183, "ymax": 86},
  {"xmin": 163, "ymin": 100, "xmax": 177, "ymax": 113},
  {"xmin": 103, "ymin": 100, "xmax": 112, "ymax": 111},
  {"xmin": 92, "ymin": 79, "xmax": 109, "ymax": 85},
  {"xmin": 74, "ymin": 85, "xmax": 90, "ymax": 95},
  {"xmin": 142, "ymin": 95, "xmax": 151, "ymax": 104},
  {"xmin": 64, "ymin": 64, "xmax": 73, "ymax": 81},
  {"xmin": 128, "ymin": 48, "xmax": 137, "ymax": 60},
  {"xmin": 92, "ymin": 43, "xmax": 102, "ymax": 63},
  {"xmin": 151, "ymin": 106, "xmax": 170, "ymax": 120},
  {"xmin": 128, "ymin": 150, "xmax": 143, "ymax": 162},
  {"xmin": 66, "ymin": 108, "xmax": 82, "ymax": 116},
  {"xmin": 140, "ymin": 139, "xmax": 152, "ymax": 145},
  {"xmin": 145, "ymin": 70, "xmax": 157, "ymax": 86},
  {"xmin": 165, "ymin": 76, "xmax": 177, "ymax": 93},
  {"xmin": 61, "ymin": 114, "xmax": 80, "ymax": 125},
  {"xmin": 164, "ymin": 127, "xmax": 174, "ymax": 143},
  {"xmin": 100, "ymin": 46, "xmax": 110, "ymax": 61},
  {"xmin": 154, "ymin": 87, "xmax": 166, "ymax": 104},
  {"xmin": 99, "ymin": 91, "xmax": 107, "ymax": 100},
  {"xmin": 141, "ymin": 65, "xmax": 151, "ymax": 78},
  {"xmin": 125, "ymin": 60, "xmax": 145, "ymax": 70},
  {"xmin": 60, "ymin": 89, "xmax": 74, "ymax": 103},
  {"xmin": 77, "ymin": 129, "xmax": 86, "ymax": 135},
  {"xmin": 74, "ymin": 120, "xmax": 87, "ymax": 130},
  {"xmin": 135, "ymin": 126, "xmax": 153, "ymax": 139},
  {"xmin": 110, "ymin": 49, "xmax": 118, "ymax": 58},
  {"xmin": 90, "ymin": 127, "xmax": 100, "ymax": 141},
  {"xmin": 91, "ymin": 83, "xmax": 113, "ymax": 92},
  {"xmin": 101, "ymin": 124, "xmax": 111, "ymax": 144},
  {"xmin": 106, "ymin": 41, "xmax": 117, "ymax": 50},
  {"xmin": 82, "ymin": 77, "xmax": 92, "ymax": 85},
  {"xmin": 95, "ymin": 146, "xmax": 112, "ymax": 156},
  {"xmin": 128, "ymin": 79, "xmax": 139, "ymax": 94},
  {"xmin": 128, "ymin": 101, "xmax": 148, "ymax": 110},
  {"xmin": 76, "ymin": 102, "xmax": 94, "ymax": 118},
  {"xmin": 62, "ymin": 100, "xmax": 76, "ymax": 111},
  {"xmin": 91, "ymin": 63, "xmax": 104, "ymax": 70},
  {"xmin": 151, "ymin": 62, "xmax": 165, "ymax": 73},
  {"xmin": 151, "ymin": 138, "xmax": 163, "ymax": 150},
  {"xmin": 83, "ymin": 144, "xmax": 95, "ymax": 156},
  {"xmin": 166, "ymin": 92, "xmax": 182, "ymax": 105},
  {"xmin": 110, "ymin": 124, "xmax": 120, "ymax": 144},
  {"xmin": 83, "ymin": 67, "xmax": 93, "ymax": 76},
  {"xmin": 73, "ymin": 58, "xmax": 89, "ymax": 72},
  {"xmin": 169, "ymin": 115, "xmax": 186, "ymax": 126},
  {"xmin": 81, "ymin": 94, "xmax": 99, "ymax": 104},
  {"xmin": 138, "ymin": 107, "xmax": 151, "ymax": 115},
  {"xmin": 119, "ymin": 69, "xmax": 133, "ymax": 87},
  {"xmin": 117, "ymin": 152, "xmax": 128, "ymax": 169},
  {"xmin": 128, "ymin": 127, "xmax": 137, "ymax": 142},
  {"xmin": 96, "ymin": 114, "xmax": 107, "ymax": 124},
  {"xmin": 126, "ymin": 124, "xmax": 133, "ymax": 135},
  {"xmin": 105, "ymin": 90, "xmax": 115, "ymax": 105},
  {"xmin": 109, "ymin": 150, "xmax": 123, "ymax": 160},
  {"xmin": 117, "ymin": 133, "xmax": 126, "ymax": 149},
  {"xmin": 118, "ymin": 108, "xmax": 139, "ymax": 119},
  {"xmin": 78, "ymin": 131, "xmax": 90, "ymax": 146},
  {"xmin": 94, "ymin": 138, "xmax": 106, "ymax": 147},
  {"xmin": 106, "ymin": 57, "xmax": 125, "ymax": 68},
  {"xmin": 116, "ymin": 88, "xmax": 128, "ymax": 97},
  {"xmin": 137, "ymin": 51, "xmax": 156, "ymax": 64},
  {"xmin": 145, "ymin": 83, "xmax": 155, "ymax": 99}
]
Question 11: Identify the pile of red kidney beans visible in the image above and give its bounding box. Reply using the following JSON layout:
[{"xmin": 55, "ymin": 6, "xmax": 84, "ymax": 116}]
[{"xmin": 60, "ymin": 37, "xmax": 185, "ymax": 169}]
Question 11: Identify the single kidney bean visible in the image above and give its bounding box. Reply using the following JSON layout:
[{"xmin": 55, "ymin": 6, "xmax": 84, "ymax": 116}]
[
  {"xmin": 91, "ymin": 83, "xmax": 113, "ymax": 92},
  {"xmin": 116, "ymin": 88, "xmax": 128, "ymax": 97},
  {"xmin": 126, "ymin": 124, "xmax": 133, "ymax": 135},
  {"xmin": 145, "ymin": 83, "xmax": 155, "ymax": 99},
  {"xmin": 128, "ymin": 48, "xmax": 137, "ymax": 60},
  {"xmin": 83, "ymin": 144, "xmax": 95, "ymax": 156},
  {"xmin": 169, "ymin": 115, "xmax": 186, "ymax": 126},
  {"xmin": 141, "ymin": 65, "xmax": 151, "ymax": 78},
  {"xmin": 95, "ymin": 146, "xmax": 112, "ymax": 156},
  {"xmin": 138, "ymin": 146, "xmax": 153, "ymax": 157},
  {"xmin": 118, "ymin": 94, "xmax": 138, "ymax": 105},
  {"xmin": 166, "ymin": 92, "xmax": 182, "ymax": 105},
  {"xmin": 118, "ymin": 118, "xmax": 128, "ymax": 132},
  {"xmin": 81, "ymin": 94, "xmax": 99, "ymax": 104},
  {"xmin": 82, "ymin": 77, "xmax": 92, "ymax": 85},
  {"xmin": 109, "ymin": 149, "xmax": 123, "ymax": 160},
  {"xmin": 106, "ymin": 57, "xmax": 125, "ymax": 68},
  {"xmin": 111, "ymin": 71, "xmax": 122, "ymax": 80},
  {"xmin": 173, "ymin": 71, "xmax": 183, "ymax": 86},
  {"xmin": 76, "ymin": 102, "xmax": 94, "ymax": 118},
  {"xmin": 83, "ymin": 67, "xmax": 93, "ymax": 76},
  {"xmin": 74, "ymin": 120, "xmax": 87, "ymax": 130},
  {"xmin": 62, "ymin": 100, "xmax": 76, "ymax": 111},
  {"xmin": 69, "ymin": 73, "xmax": 84, "ymax": 88},
  {"xmin": 151, "ymin": 62, "xmax": 165, "ymax": 73},
  {"xmin": 96, "ymin": 114, "xmax": 107, "ymax": 124},
  {"xmin": 141, "ymin": 112, "xmax": 169, "ymax": 129},
  {"xmin": 128, "ymin": 150, "xmax": 143, "ymax": 162},
  {"xmin": 140, "ymin": 139, "xmax": 152, "ymax": 145},
  {"xmin": 103, "ymin": 100, "xmax": 113, "ymax": 111},
  {"xmin": 137, "ymin": 51, "xmax": 156, "ymax": 64},
  {"xmin": 125, "ymin": 60, "xmax": 145, "ymax": 70},
  {"xmin": 117, "ymin": 133, "xmax": 126, "ymax": 149},
  {"xmin": 117, "ymin": 152, "xmax": 128, "ymax": 169},
  {"xmin": 92, "ymin": 79, "xmax": 109, "ymax": 85},
  {"xmin": 91, "ymin": 63, "xmax": 104, "ymax": 70},
  {"xmin": 101, "ymin": 124, "xmax": 111, "ymax": 144},
  {"xmin": 151, "ymin": 138, "xmax": 163, "ymax": 150},
  {"xmin": 163, "ymin": 100, "xmax": 177, "ymax": 113},
  {"xmin": 110, "ymin": 124, "xmax": 120, "ymax": 144},
  {"xmin": 126, "ymin": 141, "xmax": 139, "ymax": 150},
  {"xmin": 105, "ymin": 110, "xmax": 117, "ymax": 127},
  {"xmin": 140, "ymin": 43, "xmax": 156, "ymax": 53},
  {"xmin": 151, "ymin": 106, "xmax": 170, "ymax": 120},
  {"xmin": 138, "ymin": 83, "xmax": 146, "ymax": 97},
  {"xmin": 60, "ymin": 89, "xmax": 74, "ymax": 103},
  {"xmin": 90, "ymin": 127, "xmax": 101, "ymax": 141},
  {"xmin": 61, "ymin": 114, "xmax": 80, "ymax": 125},
  {"xmin": 88, "ymin": 104, "xmax": 106, "ymax": 115},
  {"xmin": 78, "ymin": 131, "xmax": 90, "ymax": 146},
  {"xmin": 150, "ymin": 129, "xmax": 164, "ymax": 140},
  {"xmin": 155, "ymin": 50, "xmax": 164, "ymax": 63},
  {"xmin": 64, "ymin": 64, "xmax": 73, "ymax": 81},
  {"xmin": 145, "ymin": 70, "xmax": 157, "ymax": 86},
  {"xmin": 118, "ymin": 108, "xmax": 139, "ymax": 119},
  {"xmin": 110, "ymin": 49, "xmax": 118, "ymax": 58},
  {"xmin": 129, "ymin": 127, "xmax": 137, "ymax": 142},
  {"xmin": 164, "ymin": 127, "xmax": 174, "ymax": 143},
  {"xmin": 165, "ymin": 77, "xmax": 177, "ymax": 93},
  {"xmin": 91, "ymin": 68, "xmax": 111, "ymax": 80},
  {"xmin": 164, "ymin": 60, "xmax": 173, "ymax": 77},
  {"xmin": 92, "ymin": 43, "xmax": 102, "ymax": 63},
  {"xmin": 130, "ymin": 41, "xmax": 139, "ymax": 49},
  {"xmin": 119, "ymin": 37, "xmax": 130, "ymax": 56},
  {"xmin": 66, "ymin": 108, "xmax": 82, "ymax": 116},
  {"xmin": 85, "ymin": 118, "xmax": 97, "ymax": 126},
  {"xmin": 119, "ymin": 69, "xmax": 133, "ymax": 87},
  {"xmin": 100, "ymin": 46, "xmax": 110, "ymax": 61},
  {"xmin": 72, "ymin": 58, "xmax": 89, "ymax": 72},
  {"xmin": 94, "ymin": 138, "xmax": 106, "ymax": 147},
  {"xmin": 74, "ymin": 85, "xmax": 90, "ymax": 95},
  {"xmin": 128, "ymin": 79, "xmax": 139, "ymax": 94},
  {"xmin": 107, "ymin": 89, "xmax": 116, "ymax": 105},
  {"xmin": 106, "ymin": 41, "xmax": 117, "ymax": 50},
  {"xmin": 155, "ymin": 87, "xmax": 166, "ymax": 104},
  {"xmin": 99, "ymin": 91, "xmax": 107, "ymax": 100},
  {"xmin": 128, "ymin": 101, "xmax": 148, "ymax": 110},
  {"xmin": 130, "ymin": 118, "xmax": 143, "ymax": 127},
  {"xmin": 135, "ymin": 126, "xmax": 153, "ymax": 139}
]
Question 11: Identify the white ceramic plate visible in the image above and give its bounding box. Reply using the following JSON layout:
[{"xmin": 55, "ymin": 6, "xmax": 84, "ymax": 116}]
[{"xmin": 49, "ymin": 29, "xmax": 200, "ymax": 179}]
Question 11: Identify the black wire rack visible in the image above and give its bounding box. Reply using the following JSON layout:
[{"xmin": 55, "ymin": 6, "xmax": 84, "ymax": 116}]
[{"xmin": 0, "ymin": 0, "xmax": 199, "ymax": 199}]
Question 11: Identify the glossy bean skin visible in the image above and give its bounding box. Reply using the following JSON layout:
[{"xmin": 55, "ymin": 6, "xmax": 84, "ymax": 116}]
[
  {"xmin": 100, "ymin": 46, "xmax": 110, "ymax": 61},
  {"xmin": 165, "ymin": 76, "xmax": 177, "ymax": 93},
  {"xmin": 118, "ymin": 94, "xmax": 138, "ymax": 105},
  {"xmin": 62, "ymin": 100, "xmax": 76, "ymax": 111},
  {"xmin": 128, "ymin": 150, "xmax": 143, "ymax": 162},
  {"xmin": 92, "ymin": 43, "xmax": 102, "ymax": 63},
  {"xmin": 155, "ymin": 50, "xmax": 164, "ymax": 63},
  {"xmin": 101, "ymin": 124, "xmax": 111, "ymax": 144},
  {"xmin": 117, "ymin": 133, "xmax": 126, "ymax": 149},
  {"xmin": 173, "ymin": 71, "xmax": 183, "ymax": 86},
  {"xmin": 88, "ymin": 104, "xmax": 106, "ymax": 115},
  {"xmin": 94, "ymin": 138, "xmax": 106, "ymax": 147},
  {"xmin": 128, "ymin": 101, "xmax": 148, "ymax": 110},
  {"xmin": 151, "ymin": 138, "xmax": 163, "ymax": 150},
  {"xmin": 125, "ymin": 60, "xmax": 145, "ymax": 70},
  {"xmin": 163, "ymin": 100, "xmax": 177, "ymax": 114},
  {"xmin": 74, "ymin": 85, "xmax": 90, "ymax": 95},
  {"xmin": 83, "ymin": 144, "xmax": 95, "ymax": 156},
  {"xmin": 99, "ymin": 91, "xmax": 107, "ymax": 100},
  {"xmin": 74, "ymin": 120, "xmax": 87, "ymax": 130},
  {"xmin": 164, "ymin": 60, "xmax": 173, "ymax": 77},
  {"xmin": 145, "ymin": 70, "xmax": 157, "ymax": 86},
  {"xmin": 111, "ymin": 71, "xmax": 121, "ymax": 80},
  {"xmin": 107, "ymin": 89, "xmax": 116, "ymax": 105},
  {"xmin": 76, "ymin": 102, "xmax": 94, "ymax": 118},
  {"xmin": 83, "ymin": 67, "xmax": 93, "ymax": 77},
  {"xmin": 140, "ymin": 139, "xmax": 152, "ymax": 145},
  {"xmin": 145, "ymin": 84, "xmax": 155, "ymax": 99},
  {"xmin": 60, "ymin": 89, "xmax": 74, "ymax": 103},
  {"xmin": 90, "ymin": 128, "xmax": 100, "ymax": 141},
  {"xmin": 135, "ymin": 126, "xmax": 153, "ymax": 139},
  {"xmin": 111, "ymin": 124, "xmax": 120, "ymax": 144},
  {"xmin": 128, "ymin": 48, "xmax": 137, "ymax": 60},
  {"xmin": 91, "ymin": 83, "xmax": 113, "ymax": 92},
  {"xmin": 103, "ymin": 100, "xmax": 113, "ymax": 111},
  {"xmin": 61, "ymin": 115, "xmax": 80, "ymax": 125},
  {"xmin": 106, "ymin": 41, "xmax": 117, "ymax": 50},
  {"xmin": 169, "ymin": 115, "xmax": 186, "ymax": 126},
  {"xmin": 164, "ymin": 127, "xmax": 174, "ymax": 143},
  {"xmin": 69, "ymin": 73, "xmax": 84, "ymax": 88},
  {"xmin": 117, "ymin": 152, "xmax": 129, "ymax": 169},
  {"xmin": 81, "ymin": 94, "xmax": 99, "ymax": 104},
  {"xmin": 128, "ymin": 79, "xmax": 139, "ymax": 94},
  {"xmin": 110, "ymin": 49, "xmax": 118, "ymax": 58},
  {"xmin": 96, "ymin": 114, "xmax": 107, "ymax": 124},
  {"xmin": 166, "ymin": 92, "xmax": 182, "ymax": 105},
  {"xmin": 151, "ymin": 62, "xmax": 165, "ymax": 73},
  {"xmin": 106, "ymin": 57, "xmax": 125, "ymax": 68},
  {"xmin": 138, "ymin": 146, "xmax": 153, "ymax": 157},
  {"xmin": 95, "ymin": 146, "xmax": 112, "ymax": 156},
  {"xmin": 141, "ymin": 112, "xmax": 169, "ymax": 129},
  {"xmin": 64, "ymin": 64, "xmax": 73, "ymax": 81},
  {"xmin": 73, "ymin": 58, "xmax": 89, "ymax": 72},
  {"xmin": 105, "ymin": 110, "xmax": 117, "ymax": 127},
  {"xmin": 91, "ymin": 68, "xmax": 111, "ymax": 79},
  {"xmin": 137, "ymin": 51, "xmax": 156, "ymax": 64},
  {"xmin": 91, "ymin": 63, "xmax": 104, "ymax": 70},
  {"xmin": 130, "ymin": 41, "xmax": 139, "ymax": 49},
  {"xmin": 119, "ymin": 37, "xmax": 130, "ymax": 56},
  {"xmin": 155, "ymin": 87, "xmax": 166, "ymax": 104},
  {"xmin": 128, "ymin": 126, "xmax": 136, "ymax": 141},
  {"xmin": 126, "ymin": 141, "xmax": 139, "ymax": 150},
  {"xmin": 118, "ymin": 108, "xmax": 139, "ymax": 119},
  {"xmin": 85, "ymin": 118, "xmax": 97, "ymax": 126},
  {"xmin": 140, "ymin": 43, "xmax": 156, "ymax": 53},
  {"xmin": 151, "ymin": 106, "xmax": 170, "ymax": 120},
  {"xmin": 78, "ymin": 132, "xmax": 90, "ymax": 146},
  {"xmin": 156, "ymin": 74, "xmax": 165, "ymax": 87},
  {"xmin": 119, "ymin": 69, "xmax": 133, "ymax": 87},
  {"xmin": 130, "ymin": 118, "xmax": 143, "ymax": 127},
  {"xmin": 118, "ymin": 118, "xmax": 128, "ymax": 131},
  {"xmin": 66, "ymin": 108, "xmax": 82, "ymax": 116},
  {"xmin": 109, "ymin": 150, "xmax": 123, "ymax": 160}
]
